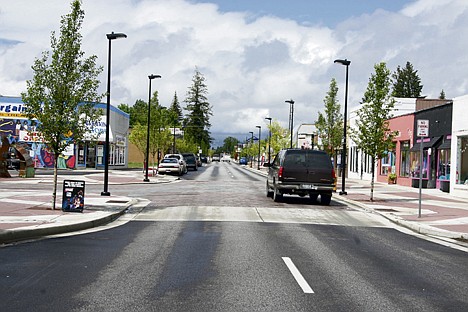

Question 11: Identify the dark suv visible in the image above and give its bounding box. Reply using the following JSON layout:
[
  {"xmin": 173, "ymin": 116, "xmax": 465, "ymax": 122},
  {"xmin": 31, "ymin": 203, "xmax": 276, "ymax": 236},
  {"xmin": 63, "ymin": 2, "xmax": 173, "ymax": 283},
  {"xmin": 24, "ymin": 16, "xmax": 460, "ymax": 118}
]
[
  {"xmin": 266, "ymin": 149, "xmax": 336, "ymax": 205},
  {"xmin": 181, "ymin": 153, "xmax": 198, "ymax": 171}
]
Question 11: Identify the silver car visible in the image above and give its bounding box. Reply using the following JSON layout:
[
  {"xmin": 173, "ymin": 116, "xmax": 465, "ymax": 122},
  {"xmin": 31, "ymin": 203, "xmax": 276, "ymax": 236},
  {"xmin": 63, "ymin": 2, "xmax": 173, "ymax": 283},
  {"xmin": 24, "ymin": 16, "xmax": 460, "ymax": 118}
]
[
  {"xmin": 158, "ymin": 158, "xmax": 184, "ymax": 175},
  {"xmin": 163, "ymin": 154, "xmax": 188, "ymax": 174}
]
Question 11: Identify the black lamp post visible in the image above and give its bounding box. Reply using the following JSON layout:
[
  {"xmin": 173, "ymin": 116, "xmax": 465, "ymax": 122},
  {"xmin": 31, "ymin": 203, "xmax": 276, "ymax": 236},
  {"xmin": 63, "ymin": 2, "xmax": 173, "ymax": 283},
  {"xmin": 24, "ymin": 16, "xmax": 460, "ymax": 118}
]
[
  {"xmin": 249, "ymin": 131, "xmax": 254, "ymax": 168},
  {"xmin": 256, "ymin": 125, "xmax": 261, "ymax": 170},
  {"xmin": 265, "ymin": 117, "xmax": 272, "ymax": 163},
  {"xmin": 334, "ymin": 58, "xmax": 351, "ymax": 195},
  {"xmin": 144, "ymin": 74, "xmax": 162, "ymax": 182},
  {"xmin": 102, "ymin": 31, "xmax": 127, "ymax": 196},
  {"xmin": 285, "ymin": 99, "xmax": 294, "ymax": 148}
]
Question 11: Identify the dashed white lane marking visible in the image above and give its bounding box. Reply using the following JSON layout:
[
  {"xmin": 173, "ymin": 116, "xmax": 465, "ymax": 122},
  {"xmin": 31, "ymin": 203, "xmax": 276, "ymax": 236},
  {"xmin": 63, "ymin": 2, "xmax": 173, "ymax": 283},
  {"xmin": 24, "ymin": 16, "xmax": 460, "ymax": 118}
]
[{"xmin": 282, "ymin": 257, "xmax": 314, "ymax": 294}]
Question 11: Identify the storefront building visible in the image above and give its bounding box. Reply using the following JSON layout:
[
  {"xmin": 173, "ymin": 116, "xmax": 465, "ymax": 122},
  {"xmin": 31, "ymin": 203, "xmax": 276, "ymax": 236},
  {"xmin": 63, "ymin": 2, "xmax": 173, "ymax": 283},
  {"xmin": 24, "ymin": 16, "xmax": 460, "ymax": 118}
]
[
  {"xmin": 450, "ymin": 95, "xmax": 468, "ymax": 198},
  {"xmin": 376, "ymin": 113, "xmax": 414, "ymax": 186},
  {"xmin": 409, "ymin": 102, "xmax": 452, "ymax": 190},
  {"xmin": 0, "ymin": 96, "xmax": 129, "ymax": 169}
]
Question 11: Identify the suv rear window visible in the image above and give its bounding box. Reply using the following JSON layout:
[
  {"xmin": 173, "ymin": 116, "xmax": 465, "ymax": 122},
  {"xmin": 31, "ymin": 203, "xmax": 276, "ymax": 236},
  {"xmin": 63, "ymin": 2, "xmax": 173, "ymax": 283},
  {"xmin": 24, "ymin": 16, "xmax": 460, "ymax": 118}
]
[{"xmin": 283, "ymin": 150, "xmax": 332, "ymax": 169}]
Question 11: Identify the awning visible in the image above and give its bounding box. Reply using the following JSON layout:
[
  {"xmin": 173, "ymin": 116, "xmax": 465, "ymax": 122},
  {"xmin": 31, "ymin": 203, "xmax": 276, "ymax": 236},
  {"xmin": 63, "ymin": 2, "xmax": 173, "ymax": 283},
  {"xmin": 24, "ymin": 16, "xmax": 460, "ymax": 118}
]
[
  {"xmin": 410, "ymin": 136, "xmax": 442, "ymax": 152},
  {"xmin": 439, "ymin": 139, "xmax": 451, "ymax": 149}
]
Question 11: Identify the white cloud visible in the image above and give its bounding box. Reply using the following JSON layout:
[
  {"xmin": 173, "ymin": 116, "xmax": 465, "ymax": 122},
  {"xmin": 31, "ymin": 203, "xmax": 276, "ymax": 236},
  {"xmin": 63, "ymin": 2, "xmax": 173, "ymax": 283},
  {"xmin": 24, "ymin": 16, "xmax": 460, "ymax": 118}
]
[{"xmin": 1, "ymin": 0, "xmax": 468, "ymax": 138}]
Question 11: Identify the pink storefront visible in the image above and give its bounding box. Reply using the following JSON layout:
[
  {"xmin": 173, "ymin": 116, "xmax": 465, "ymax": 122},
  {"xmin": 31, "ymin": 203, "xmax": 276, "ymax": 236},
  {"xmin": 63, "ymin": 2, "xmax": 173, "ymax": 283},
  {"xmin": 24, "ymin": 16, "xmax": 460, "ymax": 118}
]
[{"xmin": 377, "ymin": 113, "xmax": 414, "ymax": 187}]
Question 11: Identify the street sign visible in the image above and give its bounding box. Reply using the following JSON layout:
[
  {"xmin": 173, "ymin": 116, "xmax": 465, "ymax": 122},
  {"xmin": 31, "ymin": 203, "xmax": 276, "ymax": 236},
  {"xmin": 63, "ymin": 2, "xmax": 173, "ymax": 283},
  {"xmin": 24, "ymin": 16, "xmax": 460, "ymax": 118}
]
[{"xmin": 417, "ymin": 119, "xmax": 429, "ymax": 137}]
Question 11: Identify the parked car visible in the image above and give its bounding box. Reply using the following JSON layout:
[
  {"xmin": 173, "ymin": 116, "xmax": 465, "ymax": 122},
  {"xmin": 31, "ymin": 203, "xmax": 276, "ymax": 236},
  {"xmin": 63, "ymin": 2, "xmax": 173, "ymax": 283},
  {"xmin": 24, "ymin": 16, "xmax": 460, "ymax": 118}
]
[
  {"xmin": 265, "ymin": 149, "xmax": 336, "ymax": 205},
  {"xmin": 221, "ymin": 154, "xmax": 231, "ymax": 162},
  {"xmin": 158, "ymin": 158, "xmax": 184, "ymax": 175},
  {"xmin": 200, "ymin": 155, "xmax": 208, "ymax": 164},
  {"xmin": 181, "ymin": 153, "xmax": 198, "ymax": 171},
  {"xmin": 164, "ymin": 154, "xmax": 187, "ymax": 174},
  {"xmin": 212, "ymin": 154, "xmax": 220, "ymax": 162},
  {"xmin": 239, "ymin": 157, "xmax": 248, "ymax": 165}
]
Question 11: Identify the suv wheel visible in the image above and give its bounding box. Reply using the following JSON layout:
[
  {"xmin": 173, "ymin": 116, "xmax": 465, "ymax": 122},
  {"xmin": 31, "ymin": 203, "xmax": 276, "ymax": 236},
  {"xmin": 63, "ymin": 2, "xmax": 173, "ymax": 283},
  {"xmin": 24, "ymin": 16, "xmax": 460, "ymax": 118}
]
[
  {"xmin": 266, "ymin": 182, "xmax": 273, "ymax": 198},
  {"xmin": 321, "ymin": 194, "xmax": 332, "ymax": 206},
  {"xmin": 273, "ymin": 186, "xmax": 283, "ymax": 202}
]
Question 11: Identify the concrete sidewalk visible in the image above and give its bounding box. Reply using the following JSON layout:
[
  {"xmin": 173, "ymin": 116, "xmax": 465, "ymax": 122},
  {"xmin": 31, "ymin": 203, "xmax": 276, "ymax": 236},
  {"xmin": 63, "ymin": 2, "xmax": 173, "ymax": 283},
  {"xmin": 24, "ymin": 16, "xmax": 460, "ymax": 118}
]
[
  {"xmin": 0, "ymin": 169, "xmax": 178, "ymax": 244},
  {"xmin": 247, "ymin": 165, "xmax": 468, "ymax": 243},
  {"xmin": 336, "ymin": 177, "xmax": 468, "ymax": 242}
]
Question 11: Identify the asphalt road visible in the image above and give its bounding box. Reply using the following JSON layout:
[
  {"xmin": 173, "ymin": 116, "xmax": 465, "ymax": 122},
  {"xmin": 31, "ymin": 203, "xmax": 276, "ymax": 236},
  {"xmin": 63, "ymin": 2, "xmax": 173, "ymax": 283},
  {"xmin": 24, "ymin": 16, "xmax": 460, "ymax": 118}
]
[{"xmin": 1, "ymin": 162, "xmax": 467, "ymax": 311}]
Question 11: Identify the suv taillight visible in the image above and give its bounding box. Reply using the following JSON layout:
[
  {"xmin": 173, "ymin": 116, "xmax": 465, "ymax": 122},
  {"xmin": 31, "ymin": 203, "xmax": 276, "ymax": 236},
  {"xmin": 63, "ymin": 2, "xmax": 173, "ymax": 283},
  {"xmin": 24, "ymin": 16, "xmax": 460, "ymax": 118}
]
[
  {"xmin": 332, "ymin": 168, "xmax": 336, "ymax": 179},
  {"xmin": 278, "ymin": 166, "xmax": 284, "ymax": 178}
]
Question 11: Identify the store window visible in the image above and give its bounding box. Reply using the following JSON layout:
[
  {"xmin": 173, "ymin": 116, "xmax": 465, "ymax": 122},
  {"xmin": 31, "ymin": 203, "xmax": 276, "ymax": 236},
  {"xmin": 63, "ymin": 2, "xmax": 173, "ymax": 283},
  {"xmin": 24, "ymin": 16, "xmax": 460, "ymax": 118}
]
[
  {"xmin": 457, "ymin": 136, "xmax": 468, "ymax": 185},
  {"xmin": 400, "ymin": 141, "xmax": 410, "ymax": 177},
  {"xmin": 410, "ymin": 150, "xmax": 428, "ymax": 178},
  {"xmin": 437, "ymin": 149, "xmax": 450, "ymax": 180},
  {"xmin": 381, "ymin": 149, "xmax": 395, "ymax": 175}
]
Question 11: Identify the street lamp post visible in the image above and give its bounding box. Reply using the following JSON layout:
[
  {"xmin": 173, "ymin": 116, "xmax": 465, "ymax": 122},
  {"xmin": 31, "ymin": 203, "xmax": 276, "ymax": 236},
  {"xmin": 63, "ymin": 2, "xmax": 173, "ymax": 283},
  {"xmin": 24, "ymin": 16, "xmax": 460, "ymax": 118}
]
[
  {"xmin": 249, "ymin": 131, "xmax": 254, "ymax": 168},
  {"xmin": 265, "ymin": 117, "xmax": 272, "ymax": 163},
  {"xmin": 256, "ymin": 125, "xmax": 261, "ymax": 170},
  {"xmin": 102, "ymin": 31, "xmax": 127, "ymax": 196},
  {"xmin": 285, "ymin": 99, "xmax": 294, "ymax": 148},
  {"xmin": 144, "ymin": 74, "xmax": 162, "ymax": 182},
  {"xmin": 334, "ymin": 58, "xmax": 351, "ymax": 195}
]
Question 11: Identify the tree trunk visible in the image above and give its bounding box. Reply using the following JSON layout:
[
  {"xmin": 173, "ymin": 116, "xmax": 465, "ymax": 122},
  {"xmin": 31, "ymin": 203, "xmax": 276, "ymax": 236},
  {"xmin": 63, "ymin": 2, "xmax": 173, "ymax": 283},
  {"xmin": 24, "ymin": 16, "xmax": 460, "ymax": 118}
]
[{"xmin": 52, "ymin": 153, "xmax": 59, "ymax": 210}]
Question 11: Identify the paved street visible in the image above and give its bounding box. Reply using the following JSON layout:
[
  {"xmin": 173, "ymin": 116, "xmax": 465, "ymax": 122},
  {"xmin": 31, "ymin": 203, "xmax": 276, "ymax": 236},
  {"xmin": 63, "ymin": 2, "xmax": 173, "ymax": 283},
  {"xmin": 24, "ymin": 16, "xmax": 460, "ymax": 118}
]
[{"xmin": 0, "ymin": 162, "xmax": 467, "ymax": 311}]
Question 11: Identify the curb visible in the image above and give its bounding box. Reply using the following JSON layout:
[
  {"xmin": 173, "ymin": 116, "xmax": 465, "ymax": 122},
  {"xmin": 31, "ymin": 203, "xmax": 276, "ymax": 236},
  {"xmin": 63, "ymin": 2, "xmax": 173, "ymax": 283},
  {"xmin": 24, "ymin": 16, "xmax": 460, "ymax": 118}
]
[
  {"xmin": 0, "ymin": 198, "xmax": 137, "ymax": 245},
  {"xmin": 334, "ymin": 194, "xmax": 467, "ymax": 241}
]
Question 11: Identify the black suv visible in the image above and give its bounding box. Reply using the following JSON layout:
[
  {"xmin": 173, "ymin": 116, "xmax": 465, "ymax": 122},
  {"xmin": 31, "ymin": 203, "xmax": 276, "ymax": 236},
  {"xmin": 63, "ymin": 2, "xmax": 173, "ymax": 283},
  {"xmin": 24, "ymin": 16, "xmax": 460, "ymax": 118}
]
[
  {"xmin": 266, "ymin": 149, "xmax": 336, "ymax": 205},
  {"xmin": 181, "ymin": 153, "xmax": 198, "ymax": 171}
]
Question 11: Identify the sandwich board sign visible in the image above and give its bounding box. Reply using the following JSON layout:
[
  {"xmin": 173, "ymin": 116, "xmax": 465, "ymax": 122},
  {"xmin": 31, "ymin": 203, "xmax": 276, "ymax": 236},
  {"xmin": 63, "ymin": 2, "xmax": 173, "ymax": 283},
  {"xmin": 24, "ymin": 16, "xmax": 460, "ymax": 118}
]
[{"xmin": 62, "ymin": 180, "xmax": 85, "ymax": 212}]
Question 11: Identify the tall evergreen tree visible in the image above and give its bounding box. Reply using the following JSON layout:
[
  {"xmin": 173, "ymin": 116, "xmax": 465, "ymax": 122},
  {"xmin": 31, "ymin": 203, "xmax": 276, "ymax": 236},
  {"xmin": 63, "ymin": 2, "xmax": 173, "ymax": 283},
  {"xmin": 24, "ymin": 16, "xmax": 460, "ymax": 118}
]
[
  {"xmin": 391, "ymin": 61, "xmax": 423, "ymax": 98},
  {"xmin": 21, "ymin": 0, "xmax": 102, "ymax": 210},
  {"xmin": 353, "ymin": 62, "xmax": 396, "ymax": 201},
  {"xmin": 439, "ymin": 89, "xmax": 446, "ymax": 99},
  {"xmin": 315, "ymin": 78, "xmax": 343, "ymax": 164},
  {"xmin": 168, "ymin": 91, "xmax": 183, "ymax": 127},
  {"xmin": 184, "ymin": 68, "xmax": 212, "ymax": 153}
]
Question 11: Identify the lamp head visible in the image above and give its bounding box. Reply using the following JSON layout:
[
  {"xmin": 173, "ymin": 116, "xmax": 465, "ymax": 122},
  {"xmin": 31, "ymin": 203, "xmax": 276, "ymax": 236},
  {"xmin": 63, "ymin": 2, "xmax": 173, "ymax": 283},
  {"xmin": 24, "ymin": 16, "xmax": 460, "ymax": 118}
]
[
  {"xmin": 285, "ymin": 99, "xmax": 294, "ymax": 104},
  {"xmin": 256, "ymin": 125, "xmax": 261, "ymax": 129},
  {"xmin": 334, "ymin": 59, "xmax": 351, "ymax": 66},
  {"xmin": 149, "ymin": 74, "xmax": 162, "ymax": 80},
  {"xmin": 265, "ymin": 117, "xmax": 272, "ymax": 121},
  {"xmin": 106, "ymin": 32, "xmax": 127, "ymax": 40}
]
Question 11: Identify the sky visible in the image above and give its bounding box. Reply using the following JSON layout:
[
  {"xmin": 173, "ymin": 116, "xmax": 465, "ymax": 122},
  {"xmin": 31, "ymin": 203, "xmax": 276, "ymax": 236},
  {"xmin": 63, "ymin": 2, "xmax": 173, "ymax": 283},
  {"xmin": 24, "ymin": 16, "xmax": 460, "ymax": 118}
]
[{"xmin": 1, "ymin": 0, "xmax": 468, "ymax": 145}]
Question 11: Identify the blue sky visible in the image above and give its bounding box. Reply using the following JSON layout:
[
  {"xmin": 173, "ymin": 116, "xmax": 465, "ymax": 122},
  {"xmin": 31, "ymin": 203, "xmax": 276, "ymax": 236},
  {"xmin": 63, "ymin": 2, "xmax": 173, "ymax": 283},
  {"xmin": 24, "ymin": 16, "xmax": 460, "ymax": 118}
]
[
  {"xmin": 192, "ymin": 0, "xmax": 414, "ymax": 26},
  {"xmin": 1, "ymin": 0, "xmax": 468, "ymax": 139}
]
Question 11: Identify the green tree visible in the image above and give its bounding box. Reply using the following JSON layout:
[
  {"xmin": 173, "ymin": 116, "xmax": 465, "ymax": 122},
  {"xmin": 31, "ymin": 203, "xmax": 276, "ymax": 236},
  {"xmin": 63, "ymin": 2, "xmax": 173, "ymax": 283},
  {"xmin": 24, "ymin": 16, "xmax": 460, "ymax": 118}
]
[
  {"xmin": 22, "ymin": 0, "xmax": 102, "ymax": 210},
  {"xmin": 353, "ymin": 62, "xmax": 396, "ymax": 201},
  {"xmin": 268, "ymin": 119, "xmax": 289, "ymax": 155},
  {"xmin": 222, "ymin": 136, "xmax": 239, "ymax": 154},
  {"xmin": 439, "ymin": 89, "xmax": 446, "ymax": 99},
  {"xmin": 167, "ymin": 91, "xmax": 183, "ymax": 127},
  {"xmin": 315, "ymin": 78, "xmax": 343, "ymax": 165},
  {"xmin": 184, "ymin": 68, "xmax": 212, "ymax": 154},
  {"xmin": 119, "ymin": 99, "xmax": 148, "ymax": 128},
  {"xmin": 391, "ymin": 61, "xmax": 423, "ymax": 98}
]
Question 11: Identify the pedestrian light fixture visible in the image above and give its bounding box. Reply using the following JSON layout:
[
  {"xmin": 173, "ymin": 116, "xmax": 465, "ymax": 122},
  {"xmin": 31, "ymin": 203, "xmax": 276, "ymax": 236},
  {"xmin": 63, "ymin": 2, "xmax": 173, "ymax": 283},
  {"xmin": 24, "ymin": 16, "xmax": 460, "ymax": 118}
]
[
  {"xmin": 249, "ymin": 131, "xmax": 254, "ymax": 168},
  {"xmin": 334, "ymin": 58, "xmax": 351, "ymax": 195},
  {"xmin": 144, "ymin": 74, "xmax": 162, "ymax": 182},
  {"xmin": 256, "ymin": 125, "xmax": 261, "ymax": 170},
  {"xmin": 285, "ymin": 99, "xmax": 294, "ymax": 148},
  {"xmin": 265, "ymin": 117, "xmax": 272, "ymax": 164},
  {"xmin": 102, "ymin": 31, "xmax": 127, "ymax": 196}
]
